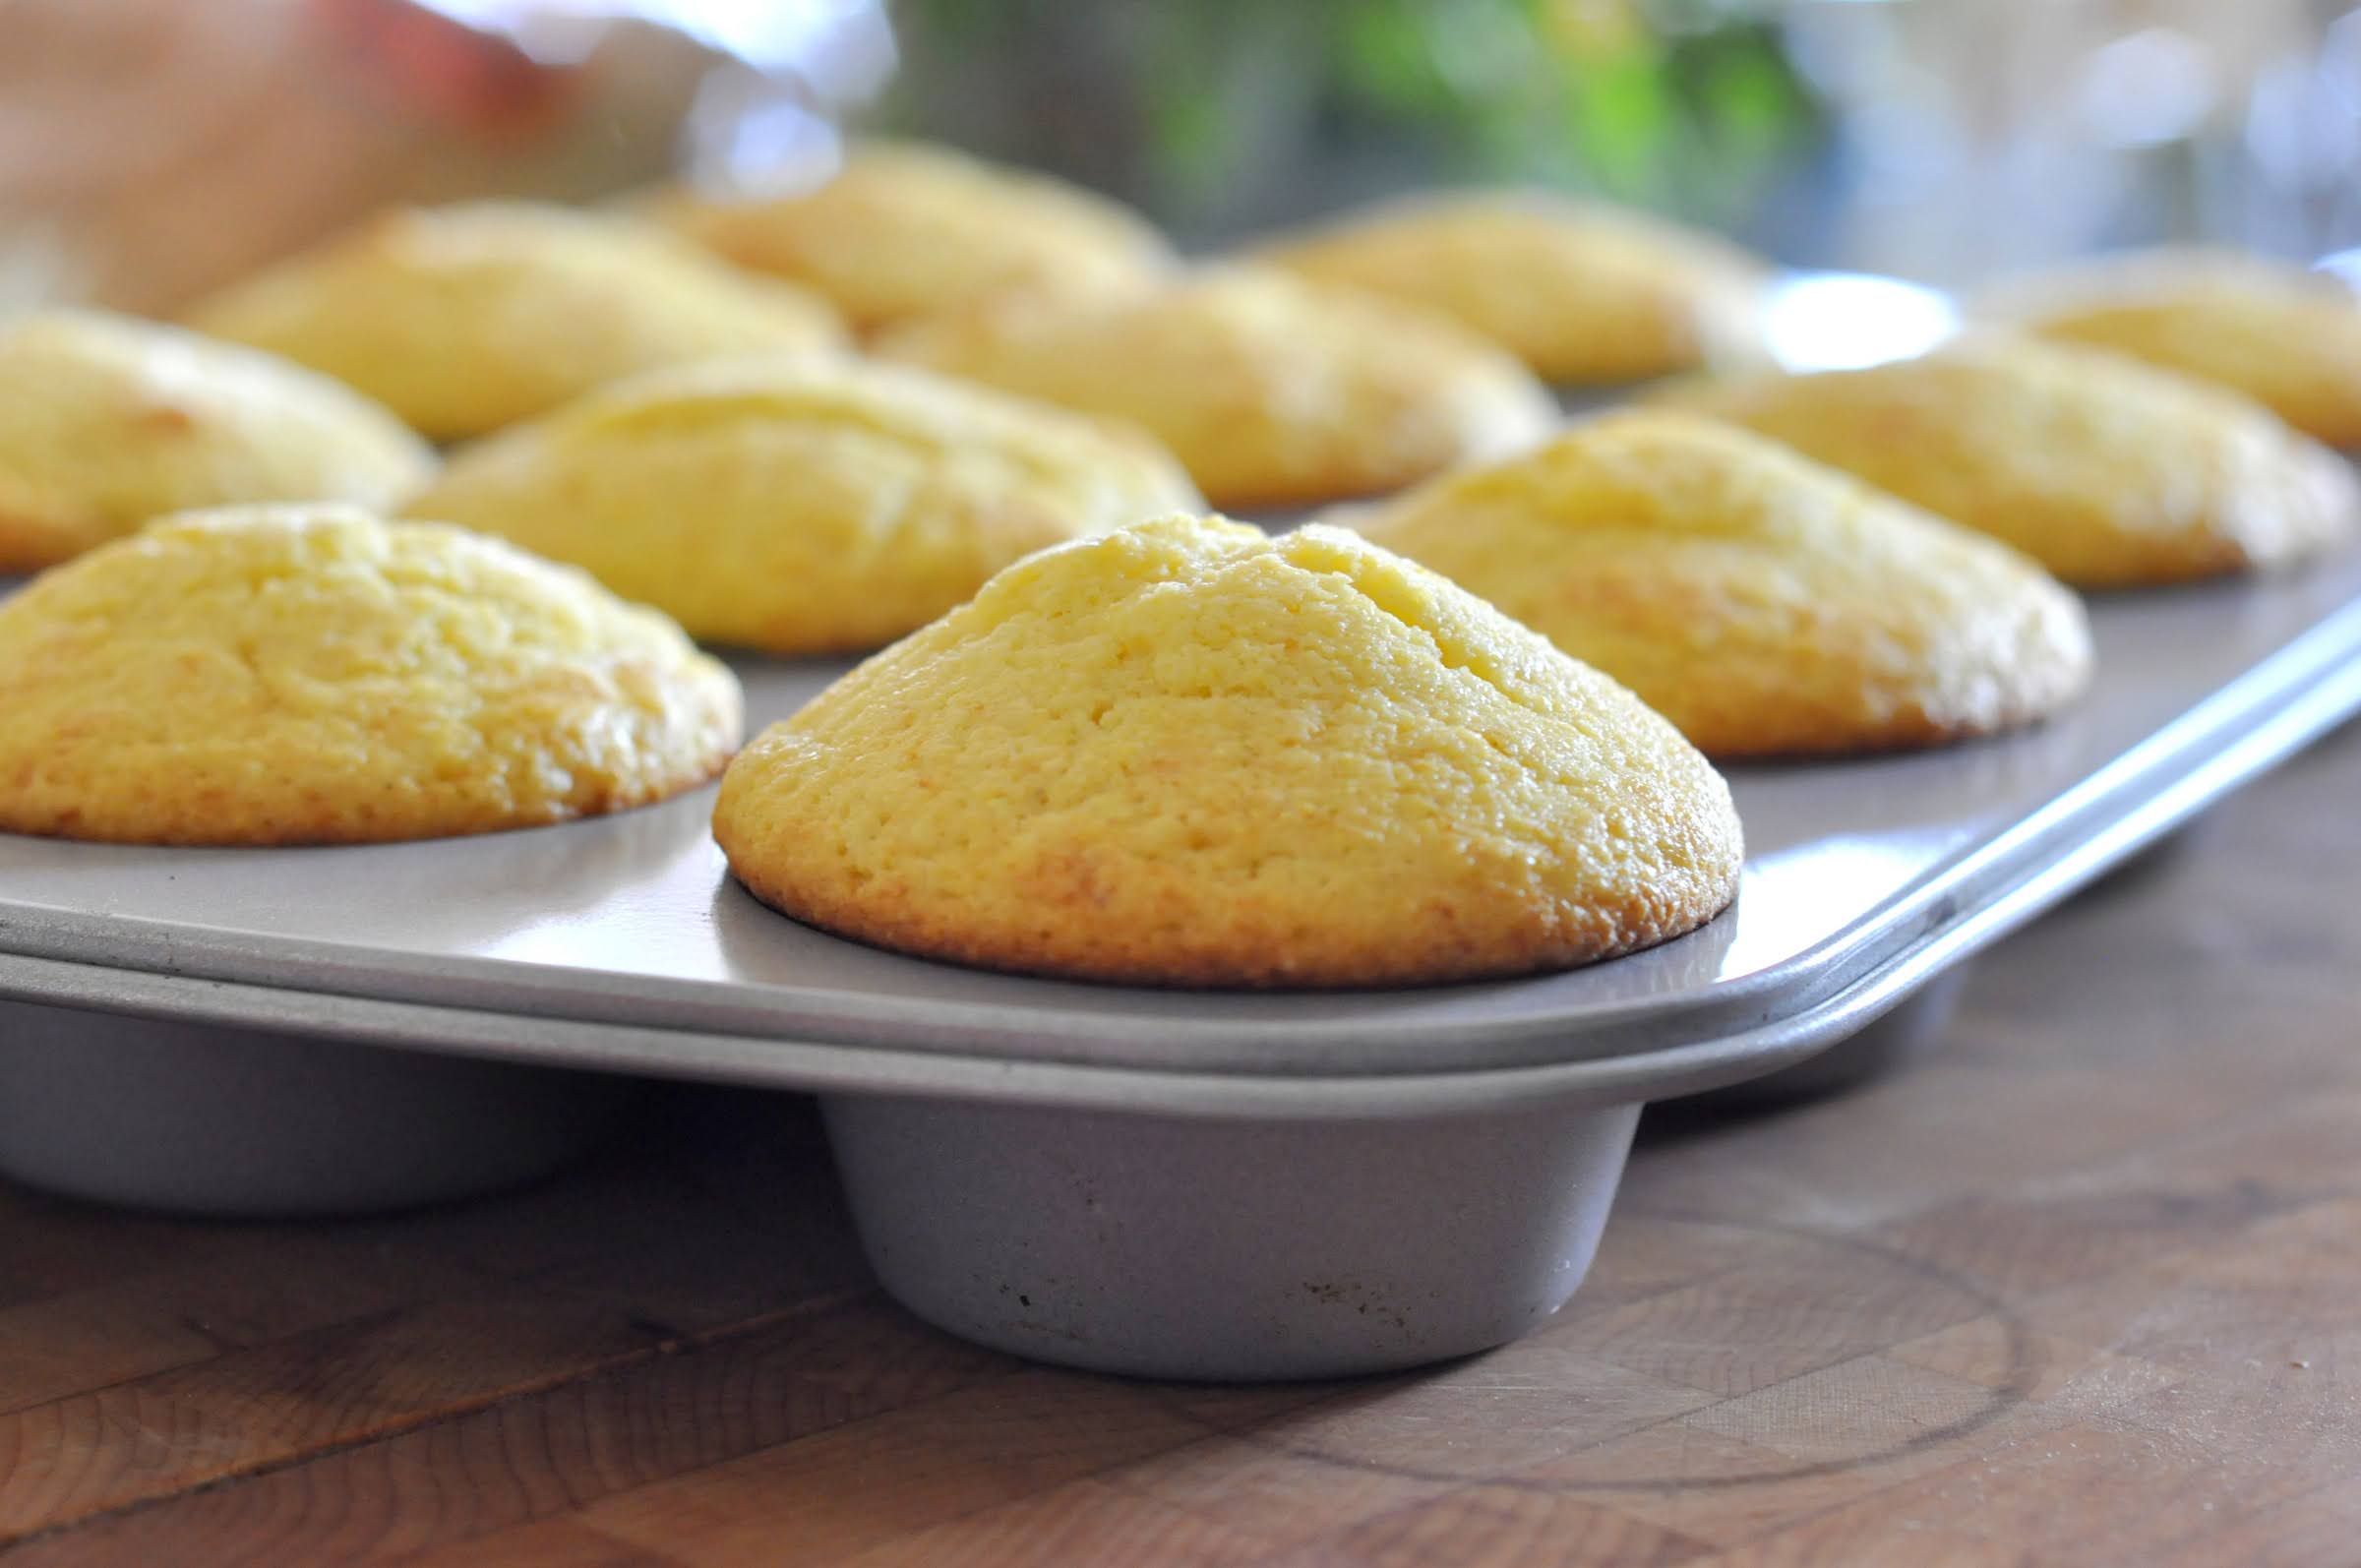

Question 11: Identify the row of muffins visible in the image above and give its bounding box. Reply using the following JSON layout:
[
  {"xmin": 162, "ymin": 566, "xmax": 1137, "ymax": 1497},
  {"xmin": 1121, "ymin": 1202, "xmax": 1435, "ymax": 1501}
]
[
  {"xmin": 8, "ymin": 139, "xmax": 2359, "ymax": 569},
  {"xmin": 4, "ymin": 309, "xmax": 2340, "ymax": 752},
  {"xmin": 7, "ymin": 142, "xmax": 2358, "ymax": 561},
  {"xmin": 2, "ymin": 142, "xmax": 2357, "ymax": 989}
]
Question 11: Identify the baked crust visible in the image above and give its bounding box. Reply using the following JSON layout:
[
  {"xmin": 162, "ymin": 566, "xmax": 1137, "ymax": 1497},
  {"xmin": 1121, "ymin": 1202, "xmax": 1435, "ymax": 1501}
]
[
  {"xmin": 184, "ymin": 203, "xmax": 845, "ymax": 441},
  {"xmin": 713, "ymin": 514, "xmax": 1741, "ymax": 988},
  {"xmin": 1261, "ymin": 192, "xmax": 1768, "ymax": 385},
  {"xmin": 1989, "ymin": 250, "xmax": 2361, "ymax": 449},
  {"xmin": 0, "ymin": 309, "xmax": 432, "ymax": 572},
  {"xmin": 0, "ymin": 505, "xmax": 741, "ymax": 845},
  {"xmin": 1355, "ymin": 410, "xmax": 2092, "ymax": 758},
  {"xmin": 1655, "ymin": 336, "xmax": 2360, "ymax": 587},
  {"xmin": 410, "ymin": 356, "xmax": 1200, "ymax": 654},
  {"xmin": 878, "ymin": 267, "xmax": 1559, "ymax": 510},
  {"xmin": 652, "ymin": 141, "xmax": 1174, "ymax": 332}
]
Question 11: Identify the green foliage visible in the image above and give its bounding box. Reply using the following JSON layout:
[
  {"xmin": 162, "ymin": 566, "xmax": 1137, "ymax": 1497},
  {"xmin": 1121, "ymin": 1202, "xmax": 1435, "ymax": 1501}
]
[
  {"xmin": 880, "ymin": 0, "xmax": 1822, "ymax": 227},
  {"xmin": 1331, "ymin": 0, "xmax": 1818, "ymax": 215}
]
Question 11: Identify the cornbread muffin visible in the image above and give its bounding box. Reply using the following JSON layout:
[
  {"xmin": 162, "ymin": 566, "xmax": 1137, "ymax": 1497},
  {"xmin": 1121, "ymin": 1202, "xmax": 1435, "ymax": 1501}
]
[
  {"xmin": 1987, "ymin": 250, "xmax": 2361, "ymax": 447},
  {"xmin": 1656, "ymin": 337, "xmax": 2360, "ymax": 586},
  {"xmin": 0, "ymin": 506, "xmax": 740, "ymax": 845},
  {"xmin": 878, "ymin": 267, "xmax": 1558, "ymax": 509},
  {"xmin": 714, "ymin": 513, "xmax": 1742, "ymax": 987},
  {"xmin": 408, "ymin": 357, "xmax": 1201, "ymax": 654},
  {"xmin": 183, "ymin": 203, "xmax": 846, "ymax": 441},
  {"xmin": 653, "ymin": 142, "xmax": 1174, "ymax": 332},
  {"xmin": 1259, "ymin": 192, "xmax": 1768, "ymax": 384},
  {"xmin": 0, "ymin": 309, "xmax": 433, "ymax": 573},
  {"xmin": 1355, "ymin": 411, "xmax": 2092, "ymax": 757}
]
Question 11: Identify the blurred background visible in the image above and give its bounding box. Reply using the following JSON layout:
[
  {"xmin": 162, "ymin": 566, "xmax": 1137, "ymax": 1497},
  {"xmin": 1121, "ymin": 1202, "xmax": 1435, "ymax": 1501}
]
[{"xmin": 7, "ymin": 0, "xmax": 2361, "ymax": 313}]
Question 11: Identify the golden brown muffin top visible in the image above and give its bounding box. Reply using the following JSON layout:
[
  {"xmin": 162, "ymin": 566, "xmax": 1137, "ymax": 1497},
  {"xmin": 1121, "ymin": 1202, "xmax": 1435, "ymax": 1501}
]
[
  {"xmin": 409, "ymin": 355, "xmax": 1200, "ymax": 653},
  {"xmin": 652, "ymin": 141, "xmax": 1175, "ymax": 332},
  {"xmin": 878, "ymin": 266, "xmax": 1559, "ymax": 509},
  {"xmin": 1986, "ymin": 249, "xmax": 2361, "ymax": 448},
  {"xmin": 1260, "ymin": 190, "xmax": 1768, "ymax": 384},
  {"xmin": 0, "ymin": 308, "xmax": 433, "ymax": 573},
  {"xmin": 1356, "ymin": 410, "xmax": 2092, "ymax": 757},
  {"xmin": 0, "ymin": 504, "xmax": 740, "ymax": 845},
  {"xmin": 1655, "ymin": 335, "xmax": 2359, "ymax": 586},
  {"xmin": 184, "ymin": 202, "xmax": 846, "ymax": 440},
  {"xmin": 714, "ymin": 513, "xmax": 1741, "ymax": 987}
]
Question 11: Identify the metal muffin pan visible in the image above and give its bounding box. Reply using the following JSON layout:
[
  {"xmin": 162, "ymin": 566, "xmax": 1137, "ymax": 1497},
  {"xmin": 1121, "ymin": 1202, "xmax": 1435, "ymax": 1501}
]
[{"xmin": 4, "ymin": 539, "xmax": 2360, "ymax": 1377}]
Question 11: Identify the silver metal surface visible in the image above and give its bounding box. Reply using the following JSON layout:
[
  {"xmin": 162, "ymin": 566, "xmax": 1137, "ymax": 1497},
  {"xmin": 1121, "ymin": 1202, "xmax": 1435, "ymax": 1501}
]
[
  {"xmin": 0, "ymin": 999, "xmax": 629, "ymax": 1214},
  {"xmin": 1679, "ymin": 965, "xmax": 1970, "ymax": 1110},
  {"xmin": 823, "ymin": 1094, "xmax": 1640, "ymax": 1381}
]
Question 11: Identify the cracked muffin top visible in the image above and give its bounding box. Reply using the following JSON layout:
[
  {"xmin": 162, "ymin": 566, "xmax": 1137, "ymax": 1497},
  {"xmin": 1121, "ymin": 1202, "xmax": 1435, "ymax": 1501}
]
[
  {"xmin": 0, "ymin": 504, "xmax": 740, "ymax": 844},
  {"xmin": 713, "ymin": 513, "xmax": 1741, "ymax": 988}
]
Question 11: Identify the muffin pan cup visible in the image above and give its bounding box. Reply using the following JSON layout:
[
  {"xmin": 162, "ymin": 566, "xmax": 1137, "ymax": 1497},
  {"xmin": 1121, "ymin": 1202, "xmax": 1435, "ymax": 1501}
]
[
  {"xmin": 0, "ymin": 999, "xmax": 628, "ymax": 1216},
  {"xmin": 3, "ymin": 546, "xmax": 2360, "ymax": 1378},
  {"xmin": 821, "ymin": 1094, "xmax": 1643, "ymax": 1381}
]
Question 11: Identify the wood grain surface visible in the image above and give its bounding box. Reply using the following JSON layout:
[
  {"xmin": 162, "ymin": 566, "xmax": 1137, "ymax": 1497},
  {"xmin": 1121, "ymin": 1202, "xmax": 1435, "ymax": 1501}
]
[{"xmin": 3, "ymin": 721, "xmax": 2359, "ymax": 1566}]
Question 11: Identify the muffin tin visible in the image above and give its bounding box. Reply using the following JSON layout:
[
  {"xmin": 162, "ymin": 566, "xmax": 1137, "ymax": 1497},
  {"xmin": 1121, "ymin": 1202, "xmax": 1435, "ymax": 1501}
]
[{"xmin": 4, "ymin": 537, "xmax": 2359, "ymax": 1377}]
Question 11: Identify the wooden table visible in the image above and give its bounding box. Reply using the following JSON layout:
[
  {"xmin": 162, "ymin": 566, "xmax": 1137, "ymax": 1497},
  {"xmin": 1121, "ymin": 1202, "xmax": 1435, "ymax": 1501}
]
[{"xmin": 3, "ymin": 724, "xmax": 2357, "ymax": 1567}]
